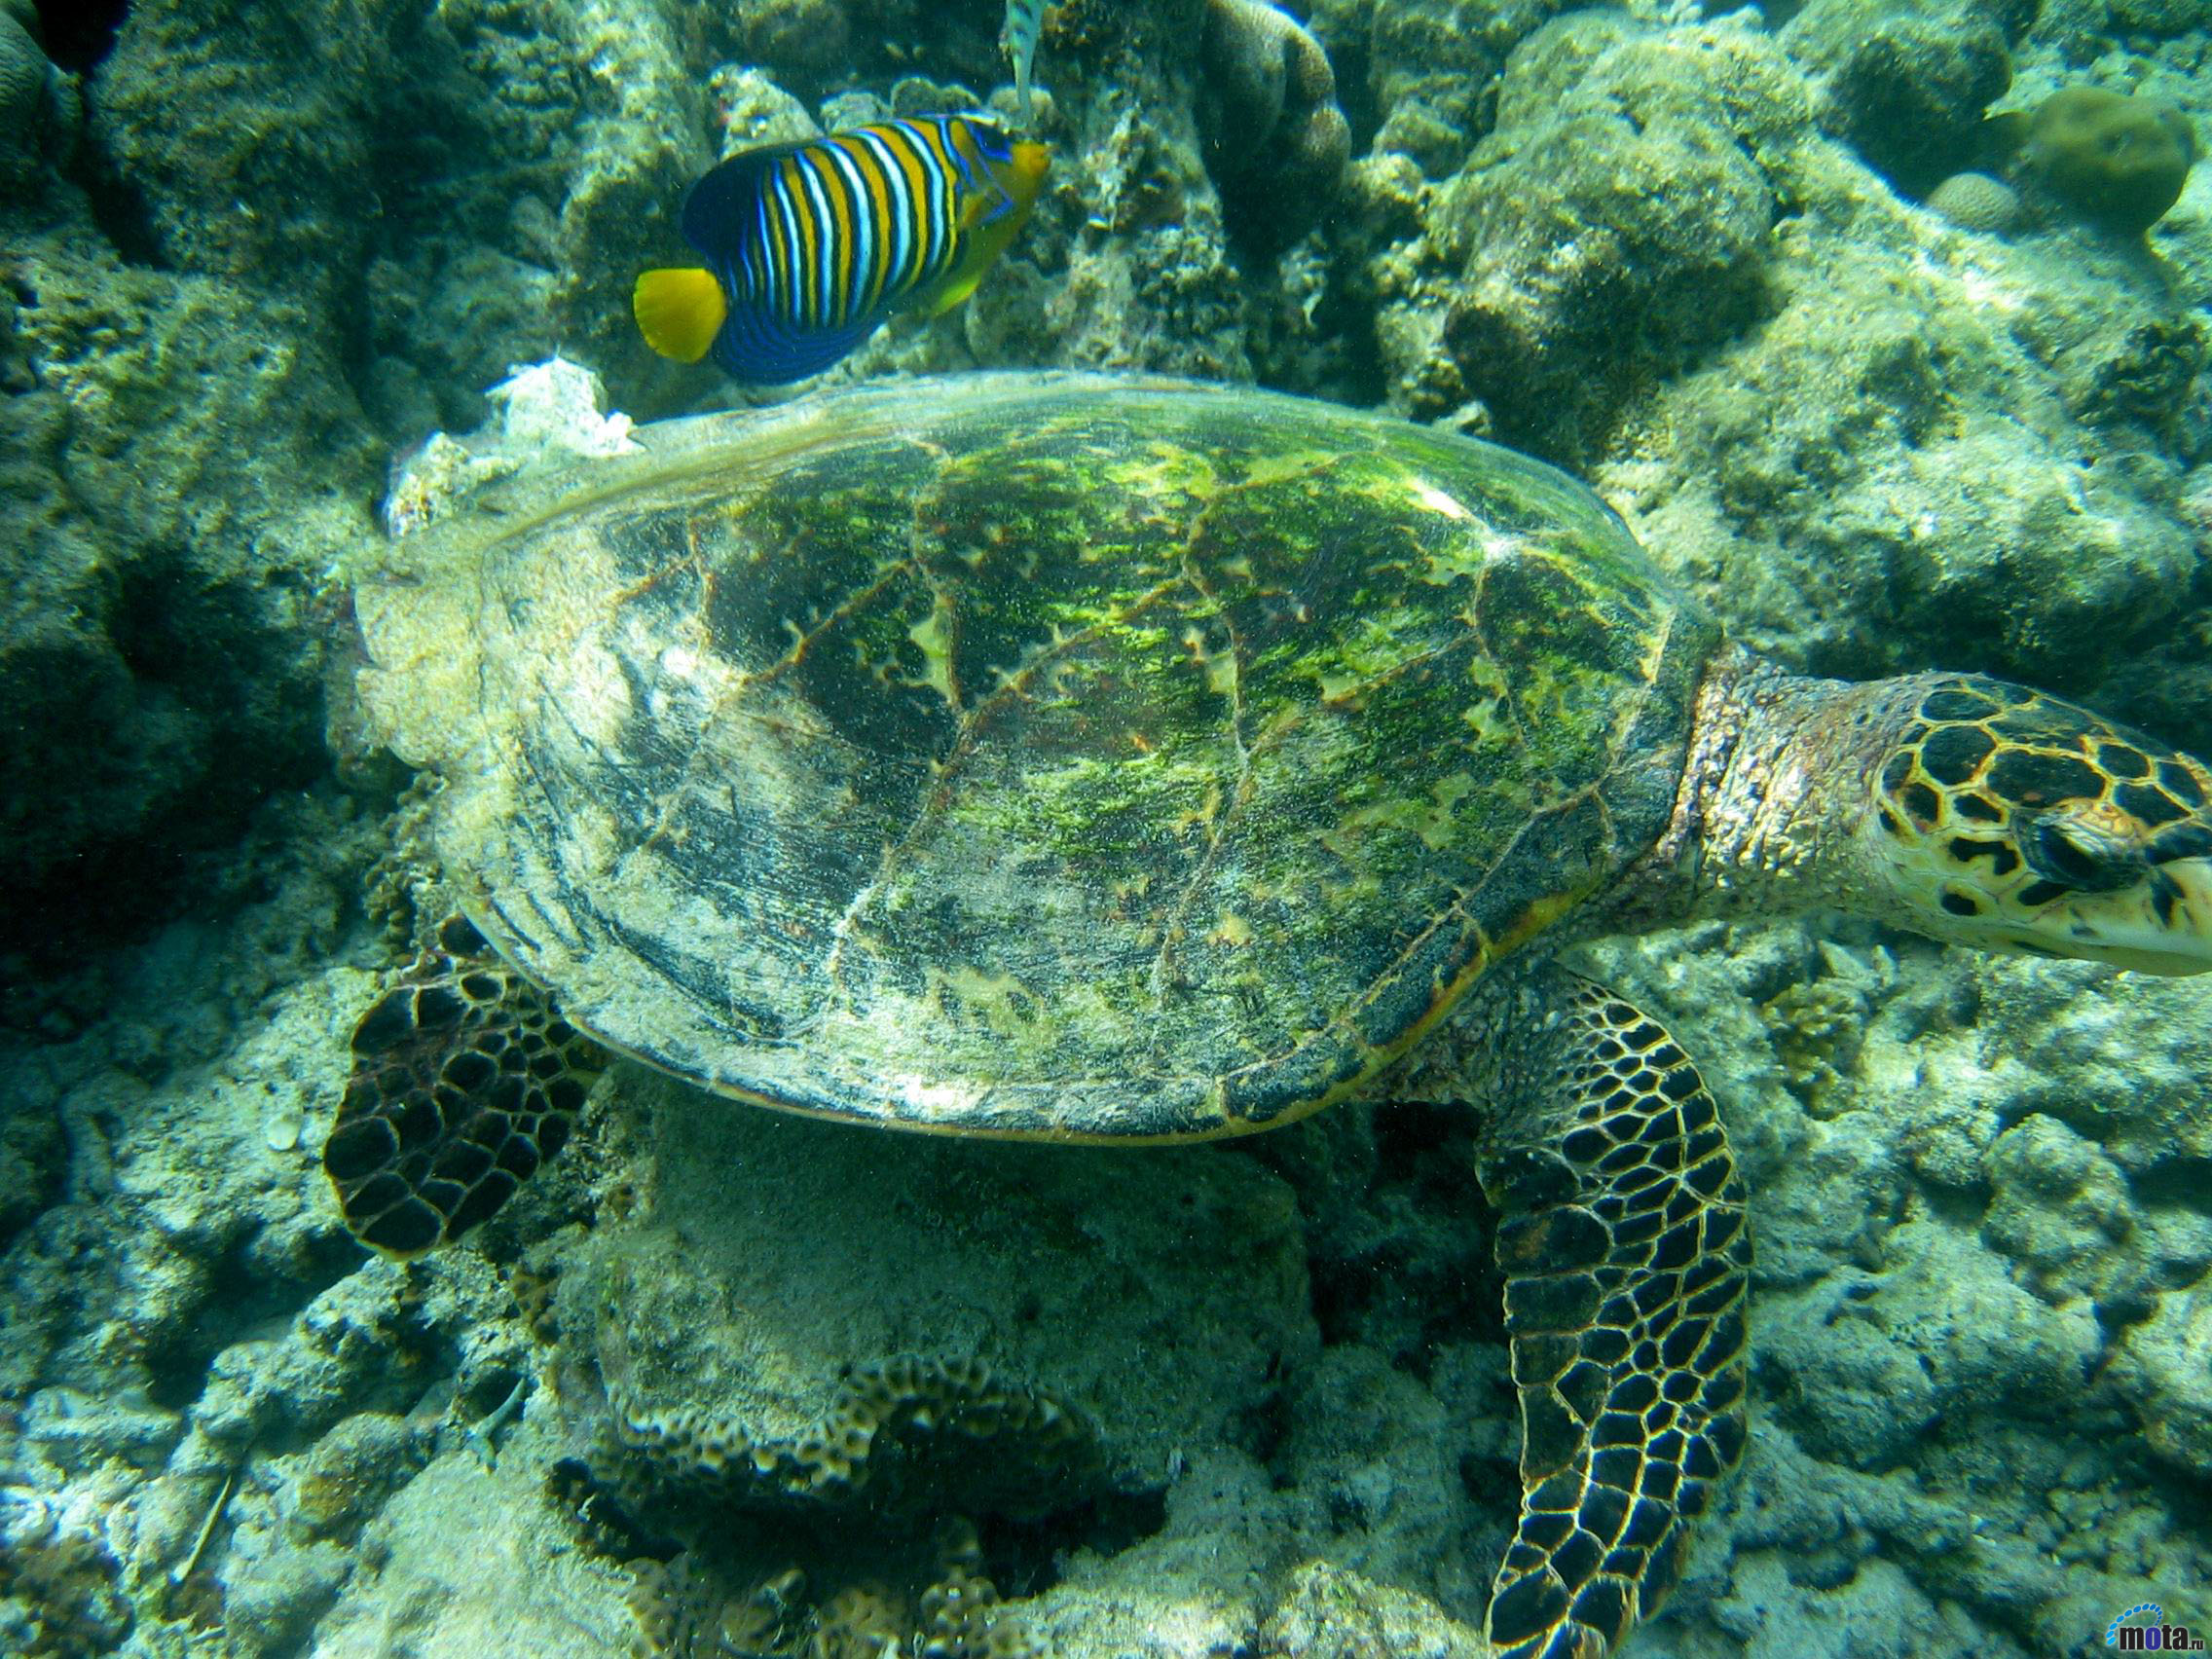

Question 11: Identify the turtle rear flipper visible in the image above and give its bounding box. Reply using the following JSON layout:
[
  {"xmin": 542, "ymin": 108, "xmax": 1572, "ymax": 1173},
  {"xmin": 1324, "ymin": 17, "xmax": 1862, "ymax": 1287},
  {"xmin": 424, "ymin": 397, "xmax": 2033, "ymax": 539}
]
[
  {"xmin": 1473, "ymin": 967, "xmax": 1751, "ymax": 1659},
  {"xmin": 324, "ymin": 917, "xmax": 605, "ymax": 1257}
]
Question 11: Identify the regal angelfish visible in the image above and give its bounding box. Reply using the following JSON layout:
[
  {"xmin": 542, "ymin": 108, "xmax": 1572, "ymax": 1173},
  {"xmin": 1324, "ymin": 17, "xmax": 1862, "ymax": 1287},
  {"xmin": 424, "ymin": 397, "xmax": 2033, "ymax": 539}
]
[{"xmin": 634, "ymin": 115, "xmax": 1050, "ymax": 386}]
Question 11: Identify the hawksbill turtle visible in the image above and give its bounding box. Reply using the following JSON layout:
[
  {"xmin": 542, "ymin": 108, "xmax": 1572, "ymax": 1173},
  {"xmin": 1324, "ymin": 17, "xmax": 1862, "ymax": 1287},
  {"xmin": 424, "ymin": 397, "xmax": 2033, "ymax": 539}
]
[{"xmin": 322, "ymin": 372, "xmax": 2212, "ymax": 1659}]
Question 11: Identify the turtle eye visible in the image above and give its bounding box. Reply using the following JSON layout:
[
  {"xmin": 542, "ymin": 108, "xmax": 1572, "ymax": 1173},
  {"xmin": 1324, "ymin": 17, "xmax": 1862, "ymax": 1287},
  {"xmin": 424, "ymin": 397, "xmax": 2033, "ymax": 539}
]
[{"xmin": 2023, "ymin": 817, "xmax": 2140, "ymax": 893}]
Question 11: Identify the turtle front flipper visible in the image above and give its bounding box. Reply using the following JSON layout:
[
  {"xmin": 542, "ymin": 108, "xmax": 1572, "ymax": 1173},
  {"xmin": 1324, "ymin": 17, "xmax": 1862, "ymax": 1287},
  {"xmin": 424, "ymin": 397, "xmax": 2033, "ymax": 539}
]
[
  {"xmin": 1471, "ymin": 966, "xmax": 1751, "ymax": 1659},
  {"xmin": 323, "ymin": 916, "xmax": 605, "ymax": 1257}
]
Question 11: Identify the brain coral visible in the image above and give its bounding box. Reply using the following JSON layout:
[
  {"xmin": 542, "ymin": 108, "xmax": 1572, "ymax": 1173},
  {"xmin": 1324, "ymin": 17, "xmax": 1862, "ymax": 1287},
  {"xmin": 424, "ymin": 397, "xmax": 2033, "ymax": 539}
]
[{"xmin": 1925, "ymin": 169, "xmax": 2021, "ymax": 233}]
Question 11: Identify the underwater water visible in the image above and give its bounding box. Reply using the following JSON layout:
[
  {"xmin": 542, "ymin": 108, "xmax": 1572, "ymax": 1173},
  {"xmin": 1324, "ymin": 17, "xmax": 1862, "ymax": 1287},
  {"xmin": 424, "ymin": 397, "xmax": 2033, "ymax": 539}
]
[{"xmin": 6, "ymin": 0, "xmax": 2212, "ymax": 1656}]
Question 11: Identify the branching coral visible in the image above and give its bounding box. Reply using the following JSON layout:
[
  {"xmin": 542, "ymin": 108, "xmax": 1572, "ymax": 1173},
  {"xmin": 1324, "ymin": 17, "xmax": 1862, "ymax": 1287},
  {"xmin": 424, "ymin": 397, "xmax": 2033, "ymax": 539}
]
[{"xmin": 1761, "ymin": 977, "xmax": 1867, "ymax": 1113}]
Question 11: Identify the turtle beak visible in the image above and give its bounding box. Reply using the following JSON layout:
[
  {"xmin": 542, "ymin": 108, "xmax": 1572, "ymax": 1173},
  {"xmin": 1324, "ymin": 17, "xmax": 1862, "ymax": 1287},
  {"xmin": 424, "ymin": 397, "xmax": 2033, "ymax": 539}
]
[{"xmin": 2029, "ymin": 855, "xmax": 2212, "ymax": 975}]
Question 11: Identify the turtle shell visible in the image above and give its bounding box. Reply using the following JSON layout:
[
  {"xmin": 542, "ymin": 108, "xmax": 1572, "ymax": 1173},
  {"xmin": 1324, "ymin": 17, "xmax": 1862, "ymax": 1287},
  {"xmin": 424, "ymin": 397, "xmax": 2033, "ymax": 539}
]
[{"xmin": 354, "ymin": 373, "xmax": 1719, "ymax": 1140}]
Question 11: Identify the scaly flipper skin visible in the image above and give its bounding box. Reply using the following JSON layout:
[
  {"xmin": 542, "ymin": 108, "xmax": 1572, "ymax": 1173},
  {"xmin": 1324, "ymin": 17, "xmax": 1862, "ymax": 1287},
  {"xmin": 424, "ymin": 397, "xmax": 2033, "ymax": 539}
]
[
  {"xmin": 1468, "ymin": 965, "xmax": 1751, "ymax": 1659},
  {"xmin": 323, "ymin": 916, "xmax": 604, "ymax": 1257}
]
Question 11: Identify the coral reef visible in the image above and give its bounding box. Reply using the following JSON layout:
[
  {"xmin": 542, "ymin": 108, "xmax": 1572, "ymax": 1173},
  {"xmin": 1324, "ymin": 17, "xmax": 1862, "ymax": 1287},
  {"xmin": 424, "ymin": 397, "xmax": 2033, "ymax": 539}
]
[
  {"xmin": 0, "ymin": 6, "xmax": 49, "ymax": 186},
  {"xmin": 704, "ymin": 62, "xmax": 820, "ymax": 157},
  {"xmin": 1420, "ymin": 26, "xmax": 2206, "ymax": 731},
  {"xmin": 2013, "ymin": 86, "xmax": 2197, "ymax": 237},
  {"xmin": 1260, "ymin": 1560, "xmax": 1486, "ymax": 1659},
  {"xmin": 0, "ymin": 791, "xmax": 493, "ymax": 1655},
  {"xmin": 1331, "ymin": 0, "xmax": 1565, "ymax": 178},
  {"xmin": 390, "ymin": 0, "xmax": 709, "ymax": 411},
  {"xmin": 624, "ymin": 1556, "xmax": 811, "ymax": 1659},
  {"xmin": 5, "ymin": 2, "xmax": 2212, "ymax": 1657},
  {"xmin": 565, "ymin": 1070, "xmax": 1315, "ymax": 1492},
  {"xmin": 0, "ymin": 239, "xmax": 380, "ymax": 953},
  {"xmin": 1760, "ymin": 972, "xmax": 1868, "ymax": 1113},
  {"xmin": 596, "ymin": 1347, "xmax": 1104, "ymax": 1517},
  {"xmin": 1353, "ymin": 7, "xmax": 2212, "ymax": 723},
  {"xmin": 1577, "ymin": 921, "xmax": 2212, "ymax": 1656},
  {"xmin": 500, "ymin": 1067, "xmax": 1346, "ymax": 1650},
  {"xmin": 2109, "ymin": 1283, "xmax": 2212, "ymax": 1478},
  {"xmin": 89, "ymin": 0, "xmax": 385, "ymax": 313},
  {"xmin": 0, "ymin": 1523, "xmax": 133, "ymax": 1659},
  {"xmin": 1196, "ymin": 0, "xmax": 1349, "ymax": 242},
  {"xmin": 918, "ymin": 1523, "xmax": 1035, "ymax": 1659},
  {"xmin": 1608, "ymin": 180, "xmax": 2205, "ymax": 699},
  {"xmin": 1036, "ymin": 92, "xmax": 1255, "ymax": 380},
  {"xmin": 625, "ymin": 1524, "xmax": 1037, "ymax": 1659},
  {"xmin": 1782, "ymin": 0, "xmax": 2022, "ymax": 197},
  {"xmin": 1378, "ymin": 17, "xmax": 1801, "ymax": 454},
  {"xmin": 2075, "ymin": 315, "xmax": 2206, "ymax": 436},
  {"xmin": 1924, "ymin": 168, "xmax": 2022, "ymax": 233}
]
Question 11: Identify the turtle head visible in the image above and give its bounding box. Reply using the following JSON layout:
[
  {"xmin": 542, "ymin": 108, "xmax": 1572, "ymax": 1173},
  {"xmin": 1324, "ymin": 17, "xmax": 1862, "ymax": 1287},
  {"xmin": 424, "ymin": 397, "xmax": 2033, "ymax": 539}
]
[{"xmin": 1863, "ymin": 676, "xmax": 2212, "ymax": 974}]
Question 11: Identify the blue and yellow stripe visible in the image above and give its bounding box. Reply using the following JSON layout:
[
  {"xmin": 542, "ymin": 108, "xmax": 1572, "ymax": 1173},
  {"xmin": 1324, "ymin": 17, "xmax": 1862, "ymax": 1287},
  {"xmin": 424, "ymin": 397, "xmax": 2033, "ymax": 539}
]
[{"xmin": 634, "ymin": 115, "xmax": 1050, "ymax": 386}]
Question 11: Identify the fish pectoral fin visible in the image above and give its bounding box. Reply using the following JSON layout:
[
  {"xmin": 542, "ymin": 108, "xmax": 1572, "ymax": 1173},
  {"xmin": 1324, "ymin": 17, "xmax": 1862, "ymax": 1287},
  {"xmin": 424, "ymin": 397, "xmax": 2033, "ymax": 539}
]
[
  {"xmin": 633, "ymin": 268, "xmax": 727, "ymax": 363},
  {"xmin": 956, "ymin": 188, "xmax": 997, "ymax": 232},
  {"xmin": 916, "ymin": 203, "xmax": 1029, "ymax": 319},
  {"xmin": 919, "ymin": 265, "xmax": 989, "ymax": 318}
]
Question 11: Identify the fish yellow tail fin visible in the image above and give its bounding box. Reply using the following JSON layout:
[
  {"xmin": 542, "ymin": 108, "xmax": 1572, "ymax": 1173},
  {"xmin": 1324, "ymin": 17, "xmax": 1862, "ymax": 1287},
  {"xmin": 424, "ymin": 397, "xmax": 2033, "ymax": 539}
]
[{"xmin": 634, "ymin": 268, "xmax": 727, "ymax": 363}]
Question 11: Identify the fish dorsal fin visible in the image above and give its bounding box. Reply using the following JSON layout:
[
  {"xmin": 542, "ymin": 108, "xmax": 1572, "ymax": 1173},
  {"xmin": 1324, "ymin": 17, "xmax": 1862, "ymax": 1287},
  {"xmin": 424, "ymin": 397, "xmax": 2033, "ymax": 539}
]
[{"xmin": 679, "ymin": 145, "xmax": 797, "ymax": 263}]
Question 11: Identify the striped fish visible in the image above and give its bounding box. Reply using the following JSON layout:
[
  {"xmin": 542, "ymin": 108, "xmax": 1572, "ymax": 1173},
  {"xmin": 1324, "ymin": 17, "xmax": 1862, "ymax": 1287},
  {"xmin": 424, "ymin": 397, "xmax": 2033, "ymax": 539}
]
[
  {"xmin": 1002, "ymin": 0, "xmax": 1047, "ymax": 123},
  {"xmin": 633, "ymin": 115, "xmax": 1050, "ymax": 386}
]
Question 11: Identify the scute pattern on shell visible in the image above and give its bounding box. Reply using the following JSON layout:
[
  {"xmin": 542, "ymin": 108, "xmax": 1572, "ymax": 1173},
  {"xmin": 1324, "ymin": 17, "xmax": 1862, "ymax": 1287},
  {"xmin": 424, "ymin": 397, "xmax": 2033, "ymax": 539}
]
[{"xmin": 353, "ymin": 375, "xmax": 1717, "ymax": 1140}]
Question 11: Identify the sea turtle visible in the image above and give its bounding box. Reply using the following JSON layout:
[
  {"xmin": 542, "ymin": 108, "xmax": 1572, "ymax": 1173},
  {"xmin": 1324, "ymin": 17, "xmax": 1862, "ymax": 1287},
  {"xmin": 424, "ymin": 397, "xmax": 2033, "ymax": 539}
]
[{"xmin": 323, "ymin": 372, "xmax": 2212, "ymax": 1659}]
